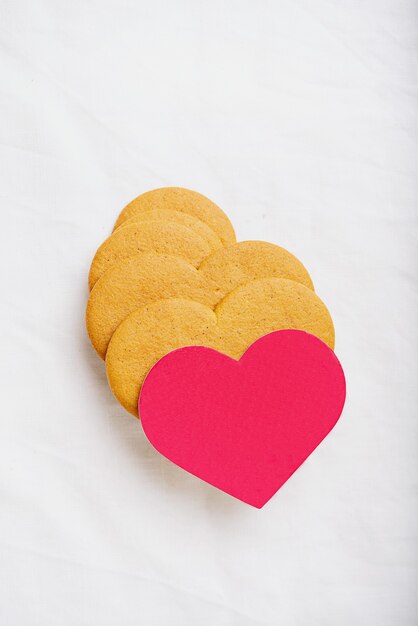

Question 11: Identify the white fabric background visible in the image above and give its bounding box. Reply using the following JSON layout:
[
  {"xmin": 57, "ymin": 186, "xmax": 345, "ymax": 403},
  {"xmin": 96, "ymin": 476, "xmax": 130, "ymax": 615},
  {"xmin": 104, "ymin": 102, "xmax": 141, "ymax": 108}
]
[{"xmin": 0, "ymin": 1, "xmax": 417, "ymax": 624}]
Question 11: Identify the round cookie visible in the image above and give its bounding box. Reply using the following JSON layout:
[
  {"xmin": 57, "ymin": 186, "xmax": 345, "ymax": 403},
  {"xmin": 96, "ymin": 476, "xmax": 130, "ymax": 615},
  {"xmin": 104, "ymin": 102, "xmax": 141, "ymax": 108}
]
[
  {"xmin": 113, "ymin": 187, "xmax": 236, "ymax": 246},
  {"xmin": 88, "ymin": 220, "xmax": 214, "ymax": 290},
  {"xmin": 114, "ymin": 209, "xmax": 223, "ymax": 252},
  {"xmin": 86, "ymin": 253, "xmax": 222, "ymax": 359},
  {"xmin": 199, "ymin": 241, "xmax": 314, "ymax": 294},
  {"xmin": 106, "ymin": 299, "xmax": 219, "ymax": 415},
  {"xmin": 106, "ymin": 279, "xmax": 334, "ymax": 416},
  {"xmin": 215, "ymin": 278, "xmax": 334, "ymax": 355}
]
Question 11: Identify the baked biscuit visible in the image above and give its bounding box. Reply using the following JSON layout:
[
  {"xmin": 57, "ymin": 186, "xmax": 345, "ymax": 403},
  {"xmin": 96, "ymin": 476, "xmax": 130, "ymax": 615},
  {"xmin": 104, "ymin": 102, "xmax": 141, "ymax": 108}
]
[
  {"xmin": 89, "ymin": 221, "xmax": 213, "ymax": 289},
  {"xmin": 114, "ymin": 187, "xmax": 236, "ymax": 246}
]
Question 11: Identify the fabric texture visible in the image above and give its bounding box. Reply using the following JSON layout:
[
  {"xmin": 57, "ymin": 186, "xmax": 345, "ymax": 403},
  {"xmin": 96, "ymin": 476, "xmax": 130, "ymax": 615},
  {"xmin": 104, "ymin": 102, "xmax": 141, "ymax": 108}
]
[{"xmin": 0, "ymin": 1, "xmax": 417, "ymax": 624}]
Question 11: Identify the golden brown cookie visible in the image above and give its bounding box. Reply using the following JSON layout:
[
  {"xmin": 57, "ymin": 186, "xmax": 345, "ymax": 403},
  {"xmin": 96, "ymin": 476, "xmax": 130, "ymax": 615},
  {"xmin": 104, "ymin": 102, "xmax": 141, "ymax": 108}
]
[
  {"xmin": 106, "ymin": 299, "xmax": 218, "ymax": 415},
  {"xmin": 88, "ymin": 221, "xmax": 213, "ymax": 290},
  {"xmin": 114, "ymin": 209, "xmax": 223, "ymax": 252},
  {"xmin": 86, "ymin": 253, "xmax": 222, "ymax": 359},
  {"xmin": 113, "ymin": 187, "xmax": 236, "ymax": 246},
  {"xmin": 199, "ymin": 240, "xmax": 314, "ymax": 293},
  {"xmin": 106, "ymin": 279, "xmax": 334, "ymax": 416},
  {"xmin": 215, "ymin": 278, "xmax": 333, "ymax": 354}
]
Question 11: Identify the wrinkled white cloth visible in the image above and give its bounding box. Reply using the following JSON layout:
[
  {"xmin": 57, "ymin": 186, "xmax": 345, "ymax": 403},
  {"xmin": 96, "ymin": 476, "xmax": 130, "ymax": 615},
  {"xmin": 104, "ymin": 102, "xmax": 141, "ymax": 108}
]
[{"xmin": 0, "ymin": 1, "xmax": 417, "ymax": 624}]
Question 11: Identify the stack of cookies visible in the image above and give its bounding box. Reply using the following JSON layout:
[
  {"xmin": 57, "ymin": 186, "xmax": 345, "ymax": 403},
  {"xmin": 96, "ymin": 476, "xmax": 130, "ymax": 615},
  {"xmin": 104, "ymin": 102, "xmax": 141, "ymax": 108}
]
[{"xmin": 86, "ymin": 187, "xmax": 334, "ymax": 417}]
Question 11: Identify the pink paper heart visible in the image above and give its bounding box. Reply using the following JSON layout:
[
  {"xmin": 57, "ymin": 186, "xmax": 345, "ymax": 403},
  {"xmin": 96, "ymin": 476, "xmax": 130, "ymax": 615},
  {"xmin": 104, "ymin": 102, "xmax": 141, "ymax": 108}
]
[{"xmin": 139, "ymin": 330, "xmax": 346, "ymax": 508}]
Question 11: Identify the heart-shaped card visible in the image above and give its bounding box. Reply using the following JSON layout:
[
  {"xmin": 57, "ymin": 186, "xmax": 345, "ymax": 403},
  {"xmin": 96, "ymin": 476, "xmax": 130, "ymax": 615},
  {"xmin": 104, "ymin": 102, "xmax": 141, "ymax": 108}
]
[{"xmin": 140, "ymin": 330, "xmax": 346, "ymax": 508}]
